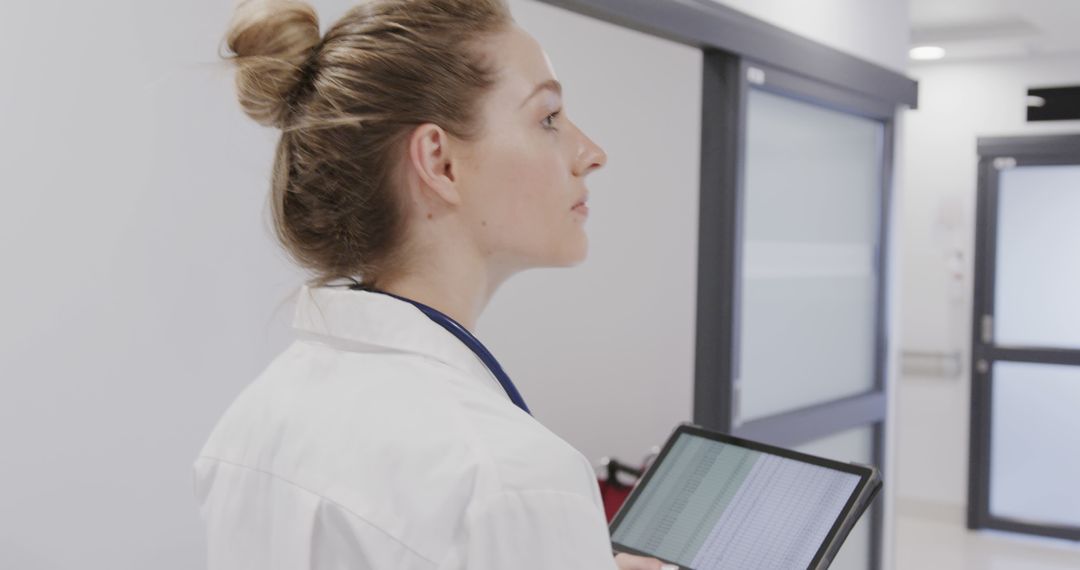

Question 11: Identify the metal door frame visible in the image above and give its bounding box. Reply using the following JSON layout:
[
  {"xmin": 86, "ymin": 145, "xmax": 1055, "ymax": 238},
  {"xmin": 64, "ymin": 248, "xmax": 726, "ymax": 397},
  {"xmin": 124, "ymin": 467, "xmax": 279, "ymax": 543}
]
[{"xmin": 968, "ymin": 134, "xmax": 1080, "ymax": 541}]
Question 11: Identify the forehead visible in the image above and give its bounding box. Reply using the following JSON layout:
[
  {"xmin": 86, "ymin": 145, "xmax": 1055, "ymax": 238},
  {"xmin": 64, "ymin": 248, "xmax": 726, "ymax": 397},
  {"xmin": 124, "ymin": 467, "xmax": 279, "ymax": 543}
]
[{"xmin": 485, "ymin": 25, "xmax": 560, "ymax": 108}]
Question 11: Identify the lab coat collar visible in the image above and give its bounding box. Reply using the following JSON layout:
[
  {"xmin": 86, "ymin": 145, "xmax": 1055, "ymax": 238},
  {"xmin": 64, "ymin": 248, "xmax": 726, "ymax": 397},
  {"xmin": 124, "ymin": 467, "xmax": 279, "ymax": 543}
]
[{"xmin": 291, "ymin": 284, "xmax": 506, "ymax": 398}]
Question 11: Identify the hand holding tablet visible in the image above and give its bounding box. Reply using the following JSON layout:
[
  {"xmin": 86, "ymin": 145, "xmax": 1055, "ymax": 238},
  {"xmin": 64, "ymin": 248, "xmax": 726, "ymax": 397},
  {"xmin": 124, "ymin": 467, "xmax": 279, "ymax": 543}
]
[{"xmin": 609, "ymin": 423, "xmax": 882, "ymax": 570}]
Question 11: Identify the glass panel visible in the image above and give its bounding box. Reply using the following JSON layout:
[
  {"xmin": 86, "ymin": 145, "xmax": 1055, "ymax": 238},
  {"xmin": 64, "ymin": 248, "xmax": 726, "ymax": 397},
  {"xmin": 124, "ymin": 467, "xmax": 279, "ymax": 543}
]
[
  {"xmin": 990, "ymin": 361, "xmax": 1080, "ymax": 527},
  {"xmin": 793, "ymin": 426, "xmax": 876, "ymax": 570},
  {"xmin": 739, "ymin": 89, "xmax": 884, "ymax": 421},
  {"xmin": 995, "ymin": 165, "xmax": 1080, "ymax": 348}
]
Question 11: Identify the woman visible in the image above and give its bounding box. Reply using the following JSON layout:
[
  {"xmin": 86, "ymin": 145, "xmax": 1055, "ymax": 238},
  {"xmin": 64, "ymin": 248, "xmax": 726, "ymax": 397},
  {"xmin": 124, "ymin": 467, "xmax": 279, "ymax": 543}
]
[{"xmin": 193, "ymin": 1, "xmax": 671, "ymax": 568}]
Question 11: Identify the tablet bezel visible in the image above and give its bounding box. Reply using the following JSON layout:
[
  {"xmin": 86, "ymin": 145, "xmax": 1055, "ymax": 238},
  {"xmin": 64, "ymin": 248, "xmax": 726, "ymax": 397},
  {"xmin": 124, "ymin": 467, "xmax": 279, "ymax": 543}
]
[{"xmin": 608, "ymin": 422, "xmax": 879, "ymax": 570}]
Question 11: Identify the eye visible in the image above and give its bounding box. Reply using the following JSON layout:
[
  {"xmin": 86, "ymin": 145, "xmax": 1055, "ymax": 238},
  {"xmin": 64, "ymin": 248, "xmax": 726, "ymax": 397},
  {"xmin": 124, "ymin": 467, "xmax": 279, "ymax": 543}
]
[{"xmin": 542, "ymin": 110, "xmax": 561, "ymax": 131}]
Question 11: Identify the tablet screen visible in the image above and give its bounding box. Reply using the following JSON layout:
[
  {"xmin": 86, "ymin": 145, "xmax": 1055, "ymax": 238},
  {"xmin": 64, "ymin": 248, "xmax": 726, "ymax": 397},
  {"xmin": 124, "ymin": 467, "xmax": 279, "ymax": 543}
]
[{"xmin": 610, "ymin": 429, "xmax": 866, "ymax": 569}]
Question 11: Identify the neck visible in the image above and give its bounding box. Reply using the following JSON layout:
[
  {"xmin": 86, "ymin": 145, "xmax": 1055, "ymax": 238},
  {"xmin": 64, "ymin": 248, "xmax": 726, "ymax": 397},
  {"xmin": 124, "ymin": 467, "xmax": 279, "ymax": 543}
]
[{"xmin": 373, "ymin": 255, "xmax": 514, "ymax": 333}]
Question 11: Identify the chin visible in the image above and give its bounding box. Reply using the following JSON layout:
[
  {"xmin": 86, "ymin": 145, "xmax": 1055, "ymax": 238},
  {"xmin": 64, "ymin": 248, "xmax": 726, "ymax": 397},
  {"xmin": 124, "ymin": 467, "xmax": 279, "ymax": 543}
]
[
  {"xmin": 519, "ymin": 234, "xmax": 588, "ymax": 269},
  {"xmin": 554, "ymin": 238, "xmax": 589, "ymax": 267}
]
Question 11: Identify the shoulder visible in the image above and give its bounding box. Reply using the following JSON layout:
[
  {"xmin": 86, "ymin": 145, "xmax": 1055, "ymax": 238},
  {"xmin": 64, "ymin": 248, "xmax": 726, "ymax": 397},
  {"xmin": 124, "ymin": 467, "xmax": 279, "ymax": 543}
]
[
  {"xmin": 196, "ymin": 339, "xmax": 489, "ymax": 476},
  {"xmin": 194, "ymin": 338, "xmax": 601, "ymax": 531},
  {"xmin": 199, "ymin": 338, "xmax": 592, "ymax": 488},
  {"xmin": 194, "ymin": 339, "xmax": 609, "ymax": 565}
]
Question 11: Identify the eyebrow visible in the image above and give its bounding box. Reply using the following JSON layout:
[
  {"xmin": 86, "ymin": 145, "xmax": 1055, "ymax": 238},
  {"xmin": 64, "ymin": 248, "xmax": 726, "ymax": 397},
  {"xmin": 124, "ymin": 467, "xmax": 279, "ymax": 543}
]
[{"xmin": 519, "ymin": 79, "xmax": 563, "ymax": 108}]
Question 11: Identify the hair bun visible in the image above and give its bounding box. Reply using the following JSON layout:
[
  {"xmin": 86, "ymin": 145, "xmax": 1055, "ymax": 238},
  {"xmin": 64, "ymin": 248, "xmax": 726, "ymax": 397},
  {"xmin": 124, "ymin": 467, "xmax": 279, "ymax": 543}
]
[{"xmin": 225, "ymin": 0, "xmax": 321, "ymax": 128}]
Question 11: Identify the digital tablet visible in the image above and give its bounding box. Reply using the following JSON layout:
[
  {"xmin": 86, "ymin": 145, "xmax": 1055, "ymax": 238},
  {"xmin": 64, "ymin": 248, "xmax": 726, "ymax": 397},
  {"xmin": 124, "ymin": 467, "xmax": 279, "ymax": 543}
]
[{"xmin": 609, "ymin": 423, "xmax": 882, "ymax": 570}]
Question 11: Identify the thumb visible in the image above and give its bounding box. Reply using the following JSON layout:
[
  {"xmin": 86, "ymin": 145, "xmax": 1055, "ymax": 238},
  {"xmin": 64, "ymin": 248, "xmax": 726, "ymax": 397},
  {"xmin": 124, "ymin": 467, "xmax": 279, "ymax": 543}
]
[{"xmin": 613, "ymin": 552, "xmax": 679, "ymax": 570}]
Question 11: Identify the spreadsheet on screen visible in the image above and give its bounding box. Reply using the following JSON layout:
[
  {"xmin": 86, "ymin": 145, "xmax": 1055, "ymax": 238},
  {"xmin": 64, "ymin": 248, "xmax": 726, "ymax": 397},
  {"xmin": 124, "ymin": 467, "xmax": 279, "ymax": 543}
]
[{"xmin": 611, "ymin": 434, "xmax": 861, "ymax": 569}]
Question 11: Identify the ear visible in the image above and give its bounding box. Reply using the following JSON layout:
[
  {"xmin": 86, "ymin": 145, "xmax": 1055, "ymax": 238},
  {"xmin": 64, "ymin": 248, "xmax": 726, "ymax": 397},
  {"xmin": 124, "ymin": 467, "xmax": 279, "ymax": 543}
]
[{"xmin": 406, "ymin": 123, "xmax": 463, "ymax": 207}]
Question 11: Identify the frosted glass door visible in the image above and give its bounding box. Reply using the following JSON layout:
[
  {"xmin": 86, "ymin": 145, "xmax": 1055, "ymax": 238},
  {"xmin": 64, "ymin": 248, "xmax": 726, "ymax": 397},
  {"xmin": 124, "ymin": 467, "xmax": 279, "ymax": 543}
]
[
  {"xmin": 995, "ymin": 165, "xmax": 1080, "ymax": 348},
  {"xmin": 990, "ymin": 362, "xmax": 1080, "ymax": 527},
  {"xmin": 738, "ymin": 89, "xmax": 885, "ymax": 422}
]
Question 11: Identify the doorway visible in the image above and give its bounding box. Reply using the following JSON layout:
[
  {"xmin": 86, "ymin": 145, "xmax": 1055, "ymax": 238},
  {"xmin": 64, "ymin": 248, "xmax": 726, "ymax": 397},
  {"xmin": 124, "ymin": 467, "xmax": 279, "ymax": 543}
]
[{"xmin": 969, "ymin": 134, "xmax": 1080, "ymax": 541}]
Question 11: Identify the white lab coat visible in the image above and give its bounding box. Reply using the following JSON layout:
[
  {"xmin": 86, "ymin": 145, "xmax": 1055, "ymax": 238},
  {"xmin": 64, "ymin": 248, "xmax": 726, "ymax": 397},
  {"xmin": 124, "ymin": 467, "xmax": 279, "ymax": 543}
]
[{"xmin": 192, "ymin": 284, "xmax": 619, "ymax": 569}]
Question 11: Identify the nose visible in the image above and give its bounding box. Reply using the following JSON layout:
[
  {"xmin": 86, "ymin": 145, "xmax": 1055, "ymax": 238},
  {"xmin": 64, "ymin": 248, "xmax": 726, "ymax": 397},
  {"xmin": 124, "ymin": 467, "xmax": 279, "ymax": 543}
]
[{"xmin": 574, "ymin": 126, "xmax": 608, "ymax": 177}]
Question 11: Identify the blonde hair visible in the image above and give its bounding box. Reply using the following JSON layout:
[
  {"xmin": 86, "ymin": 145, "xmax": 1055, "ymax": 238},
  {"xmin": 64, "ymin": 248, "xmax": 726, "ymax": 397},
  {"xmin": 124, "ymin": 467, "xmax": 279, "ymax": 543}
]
[{"xmin": 224, "ymin": 0, "xmax": 514, "ymax": 287}]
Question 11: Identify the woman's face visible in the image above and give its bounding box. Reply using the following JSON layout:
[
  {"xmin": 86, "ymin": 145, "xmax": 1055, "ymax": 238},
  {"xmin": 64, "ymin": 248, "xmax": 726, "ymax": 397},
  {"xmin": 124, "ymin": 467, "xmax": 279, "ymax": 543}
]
[{"xmin": 456, "ymin": 24, "xmax": 607, "ymax": 273}]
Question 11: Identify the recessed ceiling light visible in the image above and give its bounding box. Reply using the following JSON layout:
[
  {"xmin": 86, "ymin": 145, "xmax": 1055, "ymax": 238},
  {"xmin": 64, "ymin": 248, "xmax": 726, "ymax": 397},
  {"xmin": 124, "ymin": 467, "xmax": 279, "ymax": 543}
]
[{"xmin": 910, "ymin": 46, "xmax": 946, "ymax": 61}]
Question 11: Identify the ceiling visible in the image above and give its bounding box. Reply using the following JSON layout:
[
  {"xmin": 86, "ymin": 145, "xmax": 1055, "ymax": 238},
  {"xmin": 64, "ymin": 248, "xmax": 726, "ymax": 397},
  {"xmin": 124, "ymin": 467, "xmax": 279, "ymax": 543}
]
[{"xmin": 910, "ymin": 0, "xmax": 1080, "ymax": 62}]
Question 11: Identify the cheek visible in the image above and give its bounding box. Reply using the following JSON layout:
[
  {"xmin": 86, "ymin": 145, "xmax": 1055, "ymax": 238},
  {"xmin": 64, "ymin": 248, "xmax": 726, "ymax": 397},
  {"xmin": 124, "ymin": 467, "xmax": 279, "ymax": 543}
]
[
  {"xmin": 466, "ymin": 132, "xmax": 579, "ymax": 261},
  {"xmin": 478, "ymin": 144, "xmax": 560, "ymax": 229}
]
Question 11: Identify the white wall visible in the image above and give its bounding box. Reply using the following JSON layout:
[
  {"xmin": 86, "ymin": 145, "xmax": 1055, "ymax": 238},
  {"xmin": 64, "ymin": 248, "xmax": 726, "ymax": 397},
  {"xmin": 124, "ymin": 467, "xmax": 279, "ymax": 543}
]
[
  {"xmin": 0, "ymin": 1, "xmax": 344, "ymax": 567},
  {"xmin": 897, "ymin": 52, "xmax": 1080, "ymax": 508},
  {"xmin": 0, "ymin": 0, "xmax": 909, "ymax": 567}
]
